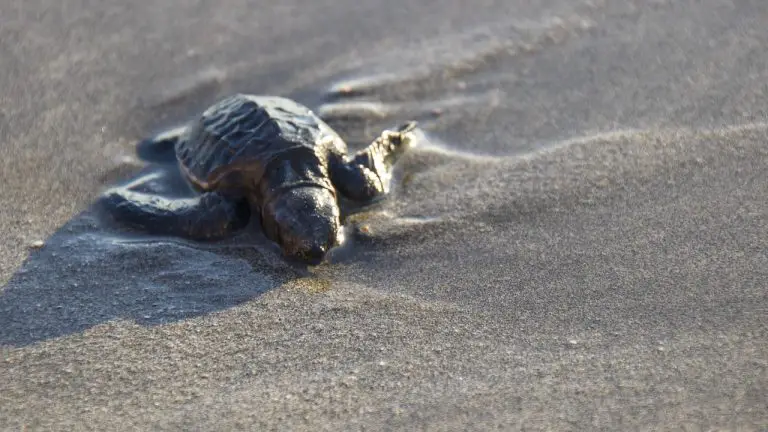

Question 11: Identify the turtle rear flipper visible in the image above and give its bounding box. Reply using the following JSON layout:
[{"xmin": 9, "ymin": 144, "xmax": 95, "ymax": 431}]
[
  {"xmin": 136, "ymin": 125, "xmax": 187, "ymax": 164},
  {"xmin": 99, "ymin": 175, "xmax": 250, "ymax": 240}
]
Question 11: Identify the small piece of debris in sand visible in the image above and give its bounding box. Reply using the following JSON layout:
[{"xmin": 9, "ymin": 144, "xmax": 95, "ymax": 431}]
[
  {"xmin": 29, "ymin": 240, "xmax": 45, "ymax": 249},
  {"xmin": 115, "ymin": 154, "xmax": 138, "ymax": 166},
  {"xmin": 567, "ymin": 339, "xmax": 579, "ymax": 346}
]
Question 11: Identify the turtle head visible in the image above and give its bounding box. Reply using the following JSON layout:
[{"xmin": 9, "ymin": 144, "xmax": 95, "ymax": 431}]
[{"xmin": 261, "ymin": 187, "xmax": 342, "ymax": 265}]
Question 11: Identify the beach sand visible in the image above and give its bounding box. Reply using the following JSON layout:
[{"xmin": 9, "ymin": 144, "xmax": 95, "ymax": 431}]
[{"xmin": 1, "ymin": 0, "xmax": 767, "ymax": 429}]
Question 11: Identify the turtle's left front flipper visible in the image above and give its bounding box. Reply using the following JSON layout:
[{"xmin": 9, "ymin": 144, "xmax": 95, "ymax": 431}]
[
  {"xmin": 330, "ymin": 121, "xmax": 417, "ymax": 202},
  {"xmin": 98, "ymin": 174, "xmax": 250, "ymax": 240}
]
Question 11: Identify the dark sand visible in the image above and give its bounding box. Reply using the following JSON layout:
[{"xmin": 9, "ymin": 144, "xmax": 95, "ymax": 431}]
[{"xmin": 1, "ymin": 0, "xmax": 767, "ymax": 430}]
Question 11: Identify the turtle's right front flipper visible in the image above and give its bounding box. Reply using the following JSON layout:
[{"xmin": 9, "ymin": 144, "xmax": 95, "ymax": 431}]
[
  {"xmin": 99, "ymin": 182, "xmax": 250, "ymax": 240},
  {"xmin": 136, "ymin": 125, "xmax": 188, "ymax": 164},
  {"xmin": 330, "ymin": 121, "xmax": 418, "ymax": 202}
]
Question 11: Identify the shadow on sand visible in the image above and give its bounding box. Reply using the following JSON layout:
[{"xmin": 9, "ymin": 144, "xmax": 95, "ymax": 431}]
[{"xmin": 0, "ymin": 162, "xmax": 320, "ymax": 347}]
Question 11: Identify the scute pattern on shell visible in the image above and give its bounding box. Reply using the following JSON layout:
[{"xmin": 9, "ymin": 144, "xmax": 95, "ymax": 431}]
[{"xmin": 176, "ymin": 94, "xmax": 330, "ymax": 189}]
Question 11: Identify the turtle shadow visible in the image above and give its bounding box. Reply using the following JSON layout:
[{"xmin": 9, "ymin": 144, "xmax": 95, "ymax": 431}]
[{"xmin": 0, "ymin": 163, "xmax": 313, "ymax": 348}]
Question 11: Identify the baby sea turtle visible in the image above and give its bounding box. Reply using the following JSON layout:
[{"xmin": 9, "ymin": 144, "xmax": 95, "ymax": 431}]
[{"xmin": 100, "ymin": 94, "xmax": 417, "ymax": 264}]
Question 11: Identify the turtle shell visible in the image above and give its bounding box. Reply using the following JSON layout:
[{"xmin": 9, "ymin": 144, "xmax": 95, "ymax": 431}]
[{"xmin": 176, "ymin": 94, "xmax": 343, "ymax": 192}]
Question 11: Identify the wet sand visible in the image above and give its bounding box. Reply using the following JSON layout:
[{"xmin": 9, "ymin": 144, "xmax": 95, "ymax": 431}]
[{"xmin": 1, "ymin": 0, "xmax": 767, "ymax": 430}]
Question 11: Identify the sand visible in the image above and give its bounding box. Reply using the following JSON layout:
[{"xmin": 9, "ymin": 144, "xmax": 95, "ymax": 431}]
[{"xmin": 1, "ymin": 0, "xmax": 767, "ymax": 430}]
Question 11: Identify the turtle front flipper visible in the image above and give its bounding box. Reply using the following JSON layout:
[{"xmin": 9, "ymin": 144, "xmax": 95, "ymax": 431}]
[
  {"xmin": 330, "ymin": 121, "xmax": 417, "ymax": 202},
  {"xmin": 99, "ymin": 176, "xmax": 250, "ymax": 240}
]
